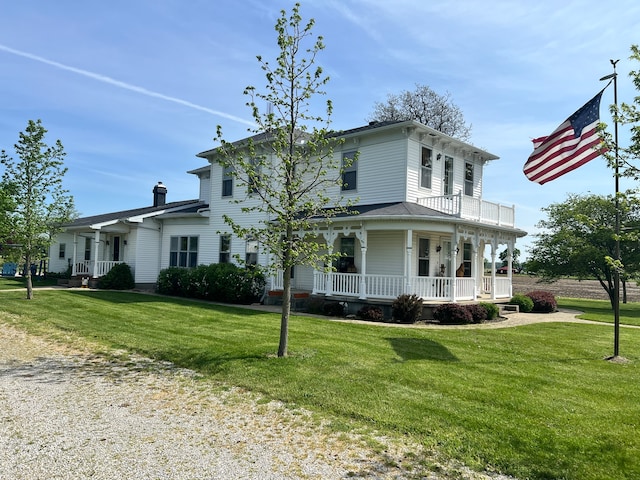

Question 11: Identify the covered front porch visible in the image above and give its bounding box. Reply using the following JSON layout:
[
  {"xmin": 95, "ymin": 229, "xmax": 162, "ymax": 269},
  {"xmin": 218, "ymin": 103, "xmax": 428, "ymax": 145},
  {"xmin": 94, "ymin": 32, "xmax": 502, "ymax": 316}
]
[
  {"xmin": 270, "ymin": 203, "xmax": 524, "ymax": 303},
  {"xmin": 67, "ymin": 229, "xmax": 129, "ymax": 279}
]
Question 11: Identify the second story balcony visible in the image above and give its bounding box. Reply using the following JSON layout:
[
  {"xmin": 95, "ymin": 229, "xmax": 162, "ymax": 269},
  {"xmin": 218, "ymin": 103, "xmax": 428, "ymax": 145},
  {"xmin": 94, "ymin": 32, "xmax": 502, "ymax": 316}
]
[{"xmin": 417, "ymin": 193, "xmax": 515, "ymax": 227}]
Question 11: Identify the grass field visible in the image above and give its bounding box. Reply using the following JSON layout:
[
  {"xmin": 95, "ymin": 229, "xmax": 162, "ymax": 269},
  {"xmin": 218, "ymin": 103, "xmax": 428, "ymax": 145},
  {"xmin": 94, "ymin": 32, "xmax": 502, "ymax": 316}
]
[
  {"xmin": 1, "ymin": 289, "xmax": 639, "ymax": 479},
  {"xmin": 0, "ymin": 276, "xmax": 59, "ymax": 290}
]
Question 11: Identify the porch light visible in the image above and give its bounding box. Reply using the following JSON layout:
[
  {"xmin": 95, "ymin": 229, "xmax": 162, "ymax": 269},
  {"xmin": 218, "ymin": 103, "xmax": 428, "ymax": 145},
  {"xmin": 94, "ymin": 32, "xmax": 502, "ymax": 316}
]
[{"xmin": 436, "ymin": 245, "xmax": 441, "ymax": 252}]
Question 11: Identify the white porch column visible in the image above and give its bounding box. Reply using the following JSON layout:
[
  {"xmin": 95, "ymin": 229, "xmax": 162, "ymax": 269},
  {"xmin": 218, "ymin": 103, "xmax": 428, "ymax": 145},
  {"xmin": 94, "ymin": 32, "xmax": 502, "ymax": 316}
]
[
  {"xmin": 490, "ymin": 242, "xmax": 497, "ymax": 300},
  {"xmin": 472, "ymin": 241, "xmax": 479, "ymax": 298},
  {"xmin": 92, "ymin": 230, "xmax": 100, "ymax": 278},
  {"xmin": 72, "ymin": 233, "xmax": 78, "ymax": 276},
  {"xmin": 405, "ymin": 229, "xmax": 413, "ymax": 294},
  {"xmin": 356, "ymin": 228, "xmax": 368, "ymax": 299},
  {"xmin": 324, "ymin": 228, "xmax": 338, "ymax": 297},
  {"xmin": 450, "ymin": 230, "xmax": 458, "ymax": 302},
  {"xmin": 507, "ymin": 242, "xmax": 514, "ymax": 297}
]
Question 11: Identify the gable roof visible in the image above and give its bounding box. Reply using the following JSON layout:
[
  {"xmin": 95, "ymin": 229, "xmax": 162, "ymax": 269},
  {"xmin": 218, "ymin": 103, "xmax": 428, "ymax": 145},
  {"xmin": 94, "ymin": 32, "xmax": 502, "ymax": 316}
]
[{"xmin": 64, "ymin": 199, "xmax": 207, "ymax": 230}]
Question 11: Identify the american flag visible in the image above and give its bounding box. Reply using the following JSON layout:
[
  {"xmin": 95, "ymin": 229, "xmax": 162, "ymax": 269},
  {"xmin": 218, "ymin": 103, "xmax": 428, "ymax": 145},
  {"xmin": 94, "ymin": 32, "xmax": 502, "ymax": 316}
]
[{"xmin": 523, "ymin": 91, "xmax": 605, "ymax": 184}]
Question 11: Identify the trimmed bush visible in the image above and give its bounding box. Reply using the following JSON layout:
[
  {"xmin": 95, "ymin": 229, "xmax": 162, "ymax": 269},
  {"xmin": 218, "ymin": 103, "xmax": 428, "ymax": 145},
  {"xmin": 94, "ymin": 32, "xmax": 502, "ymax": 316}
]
[
  {"xmin": 479, "ymin": 302, "xmax": 500, "ymax": 321},
  {"xmin": 156, "ymin": 264, "xmax": 265, "ymax": 304},
  {"xmin": 433, "ymin": 303, "xmax": 473, "ymax": 325},
  {"xmin": 510, "ymin": 293, "xmax": 534, "ymax": 313},
  {"xmin": 357, "ymin": 305, "xmax": 384, "ymax": 322},
  {"xmin": 98, "ymin": 263, "xmax": 135, "ymax": 290},
  {"xmin": 392, "ymin": 294, "xmax": 423, "ymax": 324},
  {"xmin": 323, "ymin": 302, "xmax": 346, "ymax": 317},
  {"xmin": 526, "ymin": 290, "xmax": 557, "ymax": 313},
  {"xmin": 466, "ymin": 304, "xmax": 488, "ymax": 324},
  {"xmin": 306, "ymin": 297, "xmax": 326, "ymax": 315}
]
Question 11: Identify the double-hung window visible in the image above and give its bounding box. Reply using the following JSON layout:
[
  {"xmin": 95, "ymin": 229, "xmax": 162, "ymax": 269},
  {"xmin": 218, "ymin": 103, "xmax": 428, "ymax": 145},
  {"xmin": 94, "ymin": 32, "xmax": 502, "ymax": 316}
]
[
  {"xmin": 444, "ymin": 156, "xmax": 454, "ymax": 196},
  {"xmin": 222, "ymin": 165, "xmax": 233, "ymax": 197},
  {"xmin": 464, "ymin": 162, "xmax": 474, "ymax": 196},
  {"xmin": 420, "ymin": 147, "xmax": 432, "ymax": 189},
  {"xmin": 245, "ymin": 236, "xmax": 258, "ymax": 266},
  {"xmin": 418, "ymin": 238, "xmax": 430, "ymax": 276},
  {"xmin": 337, "ymin": 237, "xmax": 356, "ymax": 272},
  {"xmin": 341, "ymin": 151, "xmax": 357, "ymax": 191},
  {"xmin": 219, "ymin": 235, "xmax": 231, "ymax": 263},
  {"xmin": 59, "ymin": 243, "xmax": 66, "ymax": 259},
  {"xmin": 169, "ymin": 236, "xmax": 198, "ymax": 268}
]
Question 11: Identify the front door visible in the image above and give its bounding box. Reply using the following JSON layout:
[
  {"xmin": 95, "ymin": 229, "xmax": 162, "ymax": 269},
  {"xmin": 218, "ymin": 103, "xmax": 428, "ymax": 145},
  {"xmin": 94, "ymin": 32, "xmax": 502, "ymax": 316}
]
[{"xmin": 113, "ymin": 236, "xmax": 121, "ymax": 261}]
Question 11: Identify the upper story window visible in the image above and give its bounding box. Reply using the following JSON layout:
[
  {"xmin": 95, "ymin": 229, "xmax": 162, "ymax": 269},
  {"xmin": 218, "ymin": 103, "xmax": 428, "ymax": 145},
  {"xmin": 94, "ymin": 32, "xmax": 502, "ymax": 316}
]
[
  {"xmin": 248, "ymin": 158, "xmax": 260, "ymax": 194},
  {"xmin": 222, "ymin": 165, "xmax": 233, "ymax": 197},
  {"xmin": 170, "ymin": 236, "xmax": 198, "ymax": 268},
  {"xmin": 464, "ymin": 162, "xmax": 474, "ymax": 196},
  {"xmin": 219, "ymin": 234, "xmax": 231, "ymax": 263},
  {"xmin": 420, "ymin": 147, "xmax": 432, "ymax": 189},
  {"xmin": 444, "ymin": 156, "xmax": 454, "ymax": 196},
  {"xmin": 341, "ymin": 151, "xmax": 357, "ymax": 191}
]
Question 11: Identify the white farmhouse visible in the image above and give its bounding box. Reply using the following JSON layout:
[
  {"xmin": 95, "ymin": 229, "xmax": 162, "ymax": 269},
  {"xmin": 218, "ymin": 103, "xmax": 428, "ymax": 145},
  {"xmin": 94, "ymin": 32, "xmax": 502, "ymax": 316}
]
[{"xmin": 49, "ymin": 119, "xmax": 526, "ymax": 302}]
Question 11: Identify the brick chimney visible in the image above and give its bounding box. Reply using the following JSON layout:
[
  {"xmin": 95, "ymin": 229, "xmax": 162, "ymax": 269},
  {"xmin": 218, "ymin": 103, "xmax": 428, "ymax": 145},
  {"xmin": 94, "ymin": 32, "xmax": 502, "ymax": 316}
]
[{"xmin": 153, "ymin": 181, "xmax": 167, "ymax": 207}]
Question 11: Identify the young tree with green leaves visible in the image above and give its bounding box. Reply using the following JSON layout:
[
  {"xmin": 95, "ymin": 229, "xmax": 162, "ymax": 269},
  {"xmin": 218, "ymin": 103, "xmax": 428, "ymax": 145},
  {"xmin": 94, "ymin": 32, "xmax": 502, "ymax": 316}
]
[
  {"xmin": 1, "ymin": 119, "xmax": 75, "ymax": 299},
  {"xmin": 527, "ymin": 192, "xmax": 640, "ymax": 307},
  {"xmin": 212, "ymin": 4, "xmax": 351, "ymax": 357}
]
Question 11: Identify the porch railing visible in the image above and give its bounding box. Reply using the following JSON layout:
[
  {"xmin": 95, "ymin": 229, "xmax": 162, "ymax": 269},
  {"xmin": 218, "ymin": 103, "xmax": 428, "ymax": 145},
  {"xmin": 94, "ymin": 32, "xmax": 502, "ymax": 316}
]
[
  {"xmin": 72, "ymin": 260, "xmax": 124, "ymax": 277},
  {"xmin": 310, "ymin": 272, "xmax": 497, "ymax": 301},
  {"xmin": 417, "ymin": 193, "xmax": 515, "ymax": 227}
]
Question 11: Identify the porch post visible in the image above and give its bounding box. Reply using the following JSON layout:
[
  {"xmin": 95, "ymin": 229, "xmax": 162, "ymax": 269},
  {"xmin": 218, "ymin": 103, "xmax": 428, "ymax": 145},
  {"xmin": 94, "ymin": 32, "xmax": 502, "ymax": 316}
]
[
  {"xmin": 490, "ymin": 242, "xmax": 497, "ymax": 300},
  {"xmin": 357, "ymin": 228, "xmax": 367, "ymax": 299},
  {"xmin": 507, "ymin": 242, "xmax": 514, "ymax": 297},
  {"xmin": 472, "ymin": 241, "xmax": 479, "ymax": 298},
  {"xmin": 72, "ymin": 233, "xmax": 78, "ymax": 276},
  {"xmin": 325, "ymin": 228, "xmax": 337, "ymax": 297},
  {"xmin": 450, "ymin": 230, "xmax": 458, "ymax": 302},
  {"xmin": 405, "ymin": 229, "xmax": 413, "ymax": 294},
  {"xmin": 92, "ymin": 230, "xmax": 100, "ymax": 278}
]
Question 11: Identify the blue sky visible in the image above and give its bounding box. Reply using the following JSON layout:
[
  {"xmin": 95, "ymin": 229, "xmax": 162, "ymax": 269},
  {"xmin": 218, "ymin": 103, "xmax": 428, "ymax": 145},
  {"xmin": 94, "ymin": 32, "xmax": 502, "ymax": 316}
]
[{"xmin": 1, "ymin": 1, "xmax": 639, "ymax": 258}]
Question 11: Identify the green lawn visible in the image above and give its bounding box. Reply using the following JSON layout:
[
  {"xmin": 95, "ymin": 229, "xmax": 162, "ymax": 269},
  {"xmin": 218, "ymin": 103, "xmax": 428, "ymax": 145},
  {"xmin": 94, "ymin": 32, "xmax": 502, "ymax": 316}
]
[
  {"xmin": 1, "ymin": 290, "xmax": 639, "ymax": 480},
  {"xmin": 559, "ymin": 297, "xmax": 640, "ymax": 327},
  {"xmin": 0, "ymin": 276, "xmax": 58, "ymax": 290}
]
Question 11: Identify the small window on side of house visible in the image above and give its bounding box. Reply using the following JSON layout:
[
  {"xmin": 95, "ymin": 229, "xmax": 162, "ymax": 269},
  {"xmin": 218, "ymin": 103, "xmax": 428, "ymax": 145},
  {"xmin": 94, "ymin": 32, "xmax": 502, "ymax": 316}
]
[
  {"xmin": 420, "ymin": 147, "xmax": 432, "ymax": 189},
  {"xmin": 245, "ymin": 236, "xmax": 258, "ymax": 266},
  {"xmin": 222, "ymin": 165, "xmax": 233, "ymax": 197},
  {"xmin": 464, "ymin": 162, "xmax": 474, "ymax": 196},
  {"xmin": 219, "ymin": 234, "xmax": 231, "ymax": 263},
  {"xmin": 59, "ymin": 243, "xmax": 66, "ymax": 259}
]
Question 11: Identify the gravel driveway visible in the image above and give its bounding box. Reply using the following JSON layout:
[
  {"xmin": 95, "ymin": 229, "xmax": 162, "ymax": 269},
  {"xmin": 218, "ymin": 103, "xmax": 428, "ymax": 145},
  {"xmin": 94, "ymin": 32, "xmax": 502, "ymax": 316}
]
[{"xmin": 0, "ymin": 322, "xmax": 515, "ymax": 480}]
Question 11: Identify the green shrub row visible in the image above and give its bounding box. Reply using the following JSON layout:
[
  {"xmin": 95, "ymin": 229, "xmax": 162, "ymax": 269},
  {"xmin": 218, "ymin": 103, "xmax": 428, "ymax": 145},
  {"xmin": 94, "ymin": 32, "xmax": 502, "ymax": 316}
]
[
  {"xmin": 510, "ymin": 290, "xmax": 557, "ymax": 313},
  {"xmin": 433, "ymin": 301, "xmax": 500, "ymax": 325},
  {"xmin": 157, "ymin": 264, "xmax": 265, "ymax": 304}
]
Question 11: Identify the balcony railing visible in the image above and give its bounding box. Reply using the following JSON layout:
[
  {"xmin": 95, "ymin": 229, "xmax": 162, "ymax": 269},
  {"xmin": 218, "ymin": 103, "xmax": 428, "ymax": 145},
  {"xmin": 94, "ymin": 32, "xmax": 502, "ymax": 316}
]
[{"xmin": 417, "ymin": 193, "xmax": 515, "ymax": 227}]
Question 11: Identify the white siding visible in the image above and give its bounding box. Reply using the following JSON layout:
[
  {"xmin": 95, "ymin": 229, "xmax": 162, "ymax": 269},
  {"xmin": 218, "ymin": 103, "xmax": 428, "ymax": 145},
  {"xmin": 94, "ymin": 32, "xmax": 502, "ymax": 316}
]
[
  {"xmin": 366, "ymin": 231, "xmax": 404, "ymax": 275},
  {"xmin": 130, "ymin": 222, "xmax": 161, "ymax": 283},
  {"xmin": 48, "ymin": 232, "xmax": 75, "ymax": 273}
]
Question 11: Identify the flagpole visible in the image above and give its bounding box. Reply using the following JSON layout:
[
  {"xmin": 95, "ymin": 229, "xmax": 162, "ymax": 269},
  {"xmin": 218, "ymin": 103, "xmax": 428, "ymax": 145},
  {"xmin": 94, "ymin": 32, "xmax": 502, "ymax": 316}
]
[{"xmin": 600, "ymin": 59, "xmax": 620, "ymax": 358}]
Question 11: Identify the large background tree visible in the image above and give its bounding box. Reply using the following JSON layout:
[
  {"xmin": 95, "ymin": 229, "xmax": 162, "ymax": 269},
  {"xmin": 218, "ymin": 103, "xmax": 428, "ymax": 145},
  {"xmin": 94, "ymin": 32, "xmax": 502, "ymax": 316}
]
[
  {"xmin": 367, "ymin": 83, "xmax": 472, "ymax": 141},
  {"xmin": 1, "ymin": 119, "xmax": 75, "ymax": 299},
  {"xmin": 527, "ymin": 193, "xmax": 640, "ymax": 307},
  {"xmin": 213, "ymin": 4, "xmax": 349, "ymax": 357}
]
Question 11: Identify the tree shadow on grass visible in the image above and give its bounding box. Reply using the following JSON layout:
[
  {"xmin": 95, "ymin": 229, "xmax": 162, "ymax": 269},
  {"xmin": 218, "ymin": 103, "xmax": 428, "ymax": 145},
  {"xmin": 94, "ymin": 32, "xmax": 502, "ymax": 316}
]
[
  {"xmin": 387, "ymin": 337, "xmax": 459, "ymax": 362},
  {"xmin": 66, "ymin": 290, "xmax": 269, "ymax": 316}
]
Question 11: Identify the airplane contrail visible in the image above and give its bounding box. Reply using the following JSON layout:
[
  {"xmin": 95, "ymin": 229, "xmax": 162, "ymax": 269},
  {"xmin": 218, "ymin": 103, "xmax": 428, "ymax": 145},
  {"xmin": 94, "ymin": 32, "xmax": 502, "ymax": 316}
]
[{"xmin": 0, "ymin": 43, "xmax": 256, "ymax": 127}]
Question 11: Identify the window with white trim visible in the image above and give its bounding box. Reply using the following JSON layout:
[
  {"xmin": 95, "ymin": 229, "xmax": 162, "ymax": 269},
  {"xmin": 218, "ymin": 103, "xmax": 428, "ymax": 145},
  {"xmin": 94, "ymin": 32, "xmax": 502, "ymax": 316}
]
[
  {"xmin": 464, "ymin": 162, "xmax": 474, "ymax": 196},
  {"xmin": 341, "ymin": 151, "xmax": 357, "ymax": 191},
  {"xmin": 170, "ymin": 236, "xmax": 198, "ymax": 268},
  {"xmin": 59, "ymin": 243, "xmax": 66, "ymax": 259},
  {"xmin": 245, "ymin": 236, "xmax": 258, "ymax": 266},
  {"xmin": 420, "ymin": 147, "xmax": 432, "ymax": 189},
  {"xmin": 444, "ymin": 156, "xmax": 454, "ymax": 195},
  {"xmin": 222, "ymin": 165, "xmax": 233, "ymax": 197},
  {"xmin": 219, "ymin": 235, "xmax": 231, "ymax": 263},
  {"xmin": 418, "ymin": 238, "xmax": 430, "ymax": 276}
]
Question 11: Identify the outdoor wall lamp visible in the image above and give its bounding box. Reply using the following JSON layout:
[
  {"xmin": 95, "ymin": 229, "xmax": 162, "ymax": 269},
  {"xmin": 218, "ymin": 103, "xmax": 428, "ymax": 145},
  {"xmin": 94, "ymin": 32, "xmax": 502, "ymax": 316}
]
[
  {"xmin": 436, "ymin": 153, "xmax": 442, "ymax": 160},
  {"xmin": 436, "ymin": 245, "xmax": 442, "ymax": 252}
]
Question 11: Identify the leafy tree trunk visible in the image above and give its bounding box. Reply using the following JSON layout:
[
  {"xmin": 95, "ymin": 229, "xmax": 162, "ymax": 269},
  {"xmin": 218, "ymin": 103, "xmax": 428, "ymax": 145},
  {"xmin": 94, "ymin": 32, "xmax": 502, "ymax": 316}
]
[
  {"xmin": 279, "ymin": 264, "xmax": 292, "ymax": 358},
  {"xmin": 25, "ymin": 253, "xmax": 33, "ymax": 300}
]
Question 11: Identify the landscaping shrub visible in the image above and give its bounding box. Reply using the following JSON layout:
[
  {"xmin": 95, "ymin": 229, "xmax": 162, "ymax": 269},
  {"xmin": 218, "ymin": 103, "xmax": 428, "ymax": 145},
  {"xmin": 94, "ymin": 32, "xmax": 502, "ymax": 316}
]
[
  {"xmin": 156, "ymin": 264, "xmax": 265, "ymax": 304},
  {"xmin": 323, "ymin": 302, "xmax": 346, "ymax": 317},
  {"xmin": 510, "ymin": 293, "xmax": 534, "ymax": 313},
  {"xmin": 432, "ymin": 303, "xmax": 473, "ymax": 325},
  {"xmin": 479, "ymin": 302, "xmax": 499, "ymax": 321},
  {"xmin": 156, "ymin": 267, "xmax": 191, "ymax": 296},
  {"xmin": 392, "ymin": 294, "xmax": 423, "ymax": 323},
  {"xmin": 306, "ymin": 297, "xmax": 326, "ymax": 315},
  {"xmin": 98, "ymin": 263, "xmax": 135, "ymax": 290},
  {"xmin": 466, "ymin": 304, "xmax": 488, "ymax": 324},
  {"xmin": 357, "ymin": 305, "xmax": 384, "ymax": 322},
  {"xmin": 526, "ymin": 290, "xmax": 557, "ymax": 313}
]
